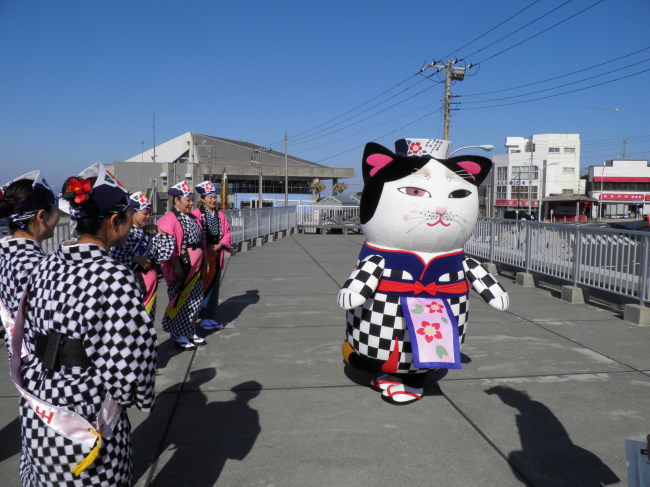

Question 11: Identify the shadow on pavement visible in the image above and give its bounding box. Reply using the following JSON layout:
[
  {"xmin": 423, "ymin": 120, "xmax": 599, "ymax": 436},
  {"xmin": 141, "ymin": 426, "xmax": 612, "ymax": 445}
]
[
  {"xmin": 0, "ymin": 416, "xmax": 20, "ymax": 463},
  {"xmin": 132, "ymin": 369, "xmax": 262, "ymax": 486},
  {"xmin": 485, "ymin": 386, "xmax": 620, "ymax": 487},
  {"xmin": 217, "ymin": 290, "xmax": 260, "ymax": 326}
]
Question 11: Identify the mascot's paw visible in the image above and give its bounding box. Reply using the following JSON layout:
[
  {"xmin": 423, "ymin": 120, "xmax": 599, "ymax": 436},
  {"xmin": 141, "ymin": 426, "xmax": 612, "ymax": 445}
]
[
  {"xmin": 370, "ymin": 374, "xmax": 402, "ymax": 391},
  {"xmin": 337, "ymin": 289, "xmax": 367, "ymax": 310},
  {"xmin": 381, "ymin": 384, "xmax": 423, "ymax": 405},
  {"xmin": 488, "ymin": 293, "xmax": 510, "ymax": 310}
]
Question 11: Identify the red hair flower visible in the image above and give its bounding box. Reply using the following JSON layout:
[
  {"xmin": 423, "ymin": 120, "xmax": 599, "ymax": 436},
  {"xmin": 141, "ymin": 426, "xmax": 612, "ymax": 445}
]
[{"xmin": 66, "ymin": 178, "xmax": 92, "ymax": 204}]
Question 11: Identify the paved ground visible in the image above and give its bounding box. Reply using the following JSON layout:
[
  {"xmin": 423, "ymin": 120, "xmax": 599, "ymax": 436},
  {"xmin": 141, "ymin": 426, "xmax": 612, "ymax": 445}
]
[{"xmin": 1, "ymin": 233, "xmax": 649, "ymax": 486}]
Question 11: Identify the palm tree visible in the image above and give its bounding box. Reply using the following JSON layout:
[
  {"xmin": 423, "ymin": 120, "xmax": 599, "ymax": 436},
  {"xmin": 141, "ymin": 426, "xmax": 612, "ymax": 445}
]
[
  {"xmin": 310, "ymin": 180, "xmax": 326, "ymax": 202},
  {"xmin": 332, "ymin": 183, "xmax": 349, "ymax": 195}
]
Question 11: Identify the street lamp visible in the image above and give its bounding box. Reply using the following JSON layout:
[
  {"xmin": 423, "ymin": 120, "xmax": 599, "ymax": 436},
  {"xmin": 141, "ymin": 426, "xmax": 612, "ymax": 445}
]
[
  {"xmin": 524, "ymin": 162, "xmax": 559, "ymax": 221},
  {"xmin": 448, "ymin": 144, "xmax": 494, "ymax": 157}
]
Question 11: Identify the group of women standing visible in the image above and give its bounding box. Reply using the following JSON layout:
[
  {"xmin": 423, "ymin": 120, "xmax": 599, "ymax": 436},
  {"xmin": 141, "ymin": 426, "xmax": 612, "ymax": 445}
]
[{"xmin": 0, "ymin": 165, "xmax": 230, "ymax": 485}]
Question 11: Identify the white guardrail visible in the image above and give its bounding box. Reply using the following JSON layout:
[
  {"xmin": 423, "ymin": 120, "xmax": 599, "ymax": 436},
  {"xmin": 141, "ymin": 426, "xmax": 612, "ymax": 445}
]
[
  {"xmin": 4, "ymin": 206, "xmax": 297, "ymax": 253},
  {"xmin": 466, "ymin": 217, "xmax": 650, "ymax": 306},
  {"xmin": 5, "ymin": 210, "xmax": 649, "ymax": 305}
]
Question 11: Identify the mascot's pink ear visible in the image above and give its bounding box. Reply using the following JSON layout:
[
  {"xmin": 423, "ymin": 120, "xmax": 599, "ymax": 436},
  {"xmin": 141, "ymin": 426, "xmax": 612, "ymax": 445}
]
[
  {"xmin": 456, "ymin": 160, "xmax": 482, "ymax": 181},
  {"xmin": 366, "ymin": 154, "xmax": 393, "ymax": 177}
]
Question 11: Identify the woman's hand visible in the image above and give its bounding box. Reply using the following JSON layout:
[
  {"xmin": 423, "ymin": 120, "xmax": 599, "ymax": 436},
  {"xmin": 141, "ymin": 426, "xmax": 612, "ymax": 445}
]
[
  {"xmin": 133, "ymin": 256, "xmax": 152, "ymax": 270},
  {"xmin": 171, "ymin": 258, "xmax": 184, "ymax": 279}
]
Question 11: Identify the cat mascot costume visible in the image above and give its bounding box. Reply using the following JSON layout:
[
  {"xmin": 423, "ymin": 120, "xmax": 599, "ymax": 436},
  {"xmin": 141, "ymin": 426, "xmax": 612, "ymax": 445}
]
[{"xmin": 338, "ymin": 138, "xmax": 509, "ymax": 405}]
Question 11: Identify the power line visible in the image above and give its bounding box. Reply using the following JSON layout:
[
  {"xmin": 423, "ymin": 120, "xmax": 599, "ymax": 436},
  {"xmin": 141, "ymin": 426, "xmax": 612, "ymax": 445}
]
[
  {"xmin": 458, "ymin": 58, "xmax": 650, "ymax": 105},
  {"xmin": 459, "ymin": 0, "xmax": 576, "ymax": 62},
  {"xmin": 461, "ymin": 46, "xmax": 650, "ymax": 97},
  {"xmin": 473, "ymin": 0, "xmax": 608, "ymax": 65},
  {"xmin": 460, "ymin": 66, "xmax": 650, "ymax": 111},
  {"xmin": 439, "ymin": 0, "xmax": 542, "ymax": 61}
]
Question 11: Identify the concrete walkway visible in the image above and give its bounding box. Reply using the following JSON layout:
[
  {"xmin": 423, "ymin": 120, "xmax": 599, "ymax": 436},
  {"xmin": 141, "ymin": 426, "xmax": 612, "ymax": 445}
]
[{"xmin": 1, "ymin": 233, "xmax": 649, "ymax": 486}]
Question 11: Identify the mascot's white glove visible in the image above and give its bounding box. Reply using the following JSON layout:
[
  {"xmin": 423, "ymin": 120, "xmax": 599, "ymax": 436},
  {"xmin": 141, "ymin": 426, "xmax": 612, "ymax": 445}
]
[
  {"xmin": 488, "ymin": 293, "xmax": 509, "ymax": 310},
  {"xmin": 463, "ymin": 257, "xmax": 510, "ymax": 311},
  {"xmin": 337, "ymin": 255, "xmax": 385, "ymax": 310},
  {"xmin": 337, "ymin": 289, "xmax": 367, "ymax": 310}
]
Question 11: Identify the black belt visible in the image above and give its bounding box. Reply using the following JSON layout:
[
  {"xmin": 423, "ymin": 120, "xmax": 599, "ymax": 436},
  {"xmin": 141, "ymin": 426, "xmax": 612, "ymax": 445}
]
[
  {"xmin": 205, "ymin": 235, "xmax": 220, "ymax": 245},
  {"xmin": 35, "ymin": 332, "xmax": 92, "ymax": 370},
  {"xmin": 187, "ymin": 243, "xmax": 202, "ymax": 250}
]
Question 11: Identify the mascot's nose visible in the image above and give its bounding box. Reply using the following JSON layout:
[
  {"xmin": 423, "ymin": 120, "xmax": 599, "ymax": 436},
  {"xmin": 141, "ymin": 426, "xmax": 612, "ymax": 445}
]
[{"xmin": 436, "ymin": 207, "xmax": 447, "ymax": 215}]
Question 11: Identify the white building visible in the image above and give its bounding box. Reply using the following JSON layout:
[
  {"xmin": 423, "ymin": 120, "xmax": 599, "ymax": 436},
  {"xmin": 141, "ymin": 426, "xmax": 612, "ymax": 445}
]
[
  {"xmin": 587, "ymin": 159, "xmax": 650, "ymax": 218},
  {"xmin": 492, "ymin": 134, "xmax": 582, "ymax": 219}
]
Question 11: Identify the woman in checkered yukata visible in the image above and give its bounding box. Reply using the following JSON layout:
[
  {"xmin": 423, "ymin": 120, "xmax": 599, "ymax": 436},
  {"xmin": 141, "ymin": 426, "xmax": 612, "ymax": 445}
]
[
  {"xmin": 191, "ymin": 181, "xmax": 232, "ymax": 331},
  {"xmin": 157, "ymin": 181, "xmax": 208, "ymax": 350},
  {"xmin": 0, "ymin": 171, "xmax": 59, "ymax": 361},
  {"xmin": 338, "ymin": 139, "xmax": 509, "ymax": 405},
  {"xmin": 110, "ymin": 192, "xmax": 175, "ymax": 319},
  {"xmin": 17, "ymin": 163, "xmax": 157, "ymax": 486}
]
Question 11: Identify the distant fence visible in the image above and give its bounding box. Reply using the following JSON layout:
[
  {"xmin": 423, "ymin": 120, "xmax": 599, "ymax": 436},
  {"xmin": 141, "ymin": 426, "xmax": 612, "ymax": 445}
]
[
  {"xmin": 466, "ymin": 217, "xmax": 650, "ymax": 306},
  {"xmin": 19, "ymin": 206, "xmax": 297, "ymax": 253},
  {"xmin": 295, "ymin": 204, "xmax": 361, "ymax": 233}
]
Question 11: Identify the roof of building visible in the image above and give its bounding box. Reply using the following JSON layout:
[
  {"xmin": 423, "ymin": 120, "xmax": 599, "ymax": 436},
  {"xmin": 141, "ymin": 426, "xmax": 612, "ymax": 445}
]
[{"xmin": 315, "ymin": 194, "xmax": 360, "ymax": 205}]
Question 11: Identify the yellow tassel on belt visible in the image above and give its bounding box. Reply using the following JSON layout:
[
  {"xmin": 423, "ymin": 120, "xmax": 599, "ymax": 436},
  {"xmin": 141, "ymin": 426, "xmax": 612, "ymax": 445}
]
[{"xmin": 70, "ymin": 426, "xmax": 104, "ymax": 476}]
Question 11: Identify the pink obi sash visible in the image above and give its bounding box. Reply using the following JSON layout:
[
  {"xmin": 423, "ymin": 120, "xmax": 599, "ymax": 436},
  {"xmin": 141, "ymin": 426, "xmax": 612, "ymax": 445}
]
[{"xmin": 141, "ymin": 268, "xmax": 158, "ymax": 315}]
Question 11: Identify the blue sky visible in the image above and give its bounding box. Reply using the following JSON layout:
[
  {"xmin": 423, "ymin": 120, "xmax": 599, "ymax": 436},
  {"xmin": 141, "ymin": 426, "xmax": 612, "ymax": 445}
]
[{"xmin": 1, "ymin": 0, "xmax": 649, "ymax": 193}]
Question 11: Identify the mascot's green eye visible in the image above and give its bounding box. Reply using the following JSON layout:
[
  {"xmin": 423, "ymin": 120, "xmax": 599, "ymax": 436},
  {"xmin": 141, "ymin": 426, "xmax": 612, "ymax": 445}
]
[
  {"xmin": 398, "ymin": 187, "xmax": 431, "ymax": 198},
  {"xmin": 449, "ymin": 189, "xmax": 471, "ymax": 198}
]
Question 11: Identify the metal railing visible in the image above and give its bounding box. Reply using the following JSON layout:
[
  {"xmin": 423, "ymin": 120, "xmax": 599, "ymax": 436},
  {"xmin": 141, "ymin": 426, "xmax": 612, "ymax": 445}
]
[
  {"xmin": 222, "ymin": 206, "xmax": 296, "ymax": 244},
  {"xmin": 295, "ymin": 205, "xmax": 360, "ymax": 227},
  {"xmin": 28, "ymin": 206, "xmax": 297, "ymax": 252},
  {"xmin": 465, "ymin": 217, "xmax": 650, "ymax": 305}
]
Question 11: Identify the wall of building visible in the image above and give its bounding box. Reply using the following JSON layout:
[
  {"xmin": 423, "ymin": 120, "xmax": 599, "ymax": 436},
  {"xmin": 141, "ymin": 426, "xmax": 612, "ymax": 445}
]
[{"xmin": 588, "ymin": 159, "xmax": 650, "ymax": 218}]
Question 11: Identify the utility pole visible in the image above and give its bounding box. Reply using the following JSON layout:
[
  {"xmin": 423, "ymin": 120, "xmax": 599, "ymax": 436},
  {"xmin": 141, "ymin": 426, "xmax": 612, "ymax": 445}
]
[
  {"xmin": 420, "ymin": 60, "xmax": 473, "ymax": 140},
  {"xmin": 284, "ymin": 133, "xmax": 289, "ymax": 207},
  {"xmin": 622, "ymin": 139, "xmax": 629, "ymax": 160},
  {"xmin": 526, "ymin": 140, "xmax": 534, "ymax": 216}
]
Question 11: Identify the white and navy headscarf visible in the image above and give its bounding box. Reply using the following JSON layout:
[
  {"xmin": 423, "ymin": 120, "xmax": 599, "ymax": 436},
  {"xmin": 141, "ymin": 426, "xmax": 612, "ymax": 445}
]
[
  {"xmin": 129, "ymin": 192, "xmax": 152, "ymax": 212},
  {"xmin": 0, "ymin": 171, "xmax": 57, "ymax": 228}
]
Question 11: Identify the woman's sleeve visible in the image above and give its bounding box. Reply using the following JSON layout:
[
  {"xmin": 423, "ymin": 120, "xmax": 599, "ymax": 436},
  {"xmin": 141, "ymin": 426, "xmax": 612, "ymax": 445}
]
[
  {"xmin": 109, "ymin": 231, "xmax": 137, "ymax": 264},
  {"xmin": 90, "ymin": 265, "xmax": 157, "ymax": 412},
  {"xmin": 152, "ymin": 233, "xmax": 176, "ymax": 264},
  {"xmin": 156, "ymin": 213, "xmax": 180, "ymax": 260},
  {"xmin": 219, "ymin": 212, "xmax": 232, "ymax": 252}
]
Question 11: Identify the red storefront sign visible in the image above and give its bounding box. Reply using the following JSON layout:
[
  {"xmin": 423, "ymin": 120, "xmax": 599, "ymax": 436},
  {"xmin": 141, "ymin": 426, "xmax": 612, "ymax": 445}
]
[{"xmin": 601, "ymin": 194, "xmax": 644, "ymax": 201}]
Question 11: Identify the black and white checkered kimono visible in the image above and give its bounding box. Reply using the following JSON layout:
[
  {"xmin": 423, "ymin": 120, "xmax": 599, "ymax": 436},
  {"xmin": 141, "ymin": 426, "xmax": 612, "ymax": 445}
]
[
  {"xmin": 343, "ymin": 245, "xmax": 507, "ymax": 375},
  {"xmin": 110, "ymin": 225, "xmax": 175, "ymax": 317},
  {"xmin": 160, "ymin": 211, "xmax": 204, "ymax": 339},
  {"xmin": 0, "ymin": 238, "xmax": 46, "ymax": 360},
  {"xmin": 19, "ymin": 242, "xmax": 157, "ymax": 486}
]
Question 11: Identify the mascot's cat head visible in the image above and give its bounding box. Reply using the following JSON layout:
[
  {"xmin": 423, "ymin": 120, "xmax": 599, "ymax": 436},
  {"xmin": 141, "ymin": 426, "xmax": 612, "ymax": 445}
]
[{"xmin": 360, "ymin": 139, "xmax": 492, "ymax": 253}]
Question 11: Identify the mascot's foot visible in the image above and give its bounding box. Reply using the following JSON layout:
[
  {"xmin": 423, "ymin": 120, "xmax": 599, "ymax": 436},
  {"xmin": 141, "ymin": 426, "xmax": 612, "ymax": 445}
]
[
  {"xmin": 381, "ymin": 384, "xmax": 423, "ymax": 405},
  {"xmin": 370, "ymin": 374, "xmax": 402, "ymax": 391}
]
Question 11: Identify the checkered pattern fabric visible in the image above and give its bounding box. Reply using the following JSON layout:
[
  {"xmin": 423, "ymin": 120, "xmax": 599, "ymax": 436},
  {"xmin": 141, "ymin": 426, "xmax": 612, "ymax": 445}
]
[
  {"xmin": 20, "ymin": 399, "xmax": 133, "ymax": 486},
  {"xmin": 0, "ymin": 238, "xmax": 46, "ymax": 359},
  {"xmin": 110, "ymin": 226, "xmax": 175, "ymax": 318},
  {"xmin": 343, "ymin": 254, "xmax": 470, "ymax": 373},
  {"xmin": 464, "ymin": 257, "xmax": 507, "ymax": 303},
  {"xmin": 161, "ymin": 211, "xmax": 204, "ymax": 338},
  {"xmin": 197, "ymin": 207, "xmax": 223, "ymax": 321},
  {"xmin": 19, "ymin": 242, "xmax": 156, "ymax": 484}
]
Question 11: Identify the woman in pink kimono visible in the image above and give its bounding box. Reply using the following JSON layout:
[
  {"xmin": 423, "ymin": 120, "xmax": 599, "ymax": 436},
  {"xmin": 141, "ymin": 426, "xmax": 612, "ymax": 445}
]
[
  {"xmin": 157, "ymin": 181, "xmax": 207, "ymax": 350},
  {"xmin": 191, "ymin": 181, "xmax": 232, "ymax": 331}
]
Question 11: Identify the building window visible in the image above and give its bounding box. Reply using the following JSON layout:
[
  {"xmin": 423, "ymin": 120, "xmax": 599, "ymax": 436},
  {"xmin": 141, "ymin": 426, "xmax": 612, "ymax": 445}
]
[
  {"xmin": 562, "ymin": 189, "xmax": 574, "ymax": 195},
  {"xmin": 160, "ymin": 173, "xmax": 168, "ymax": 187},
  {"xmin": 497, "ymin": 167, "xmax": 507, "ymax": 181},
  {"xmin": 604, "ymin": 160, "xmax": 613, "ymax": 167},
  {"xmin": 563, "ymin": 167, "xmax": 575, "ymax": 173},
  {"xmin": 160, "ymin": 200, "xmax": 168, "ymax": 213},
  {"xmin": 511, "ymin": 166, "xmax": 539, "ymax": 181},
  {"xmin": 564, "ymin": 147, "xmax": 575, "ymax": 153},
  {"xmin": 549, "ymin": 147, "xmax": 560, "ymax": 153},
  {"xmin": 511, "ymin": 186, "xmax": 538, "ymax": 200},
  {"xmin": 497, "ymin": 186, "xmax": 507, "ymax": 199}
]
